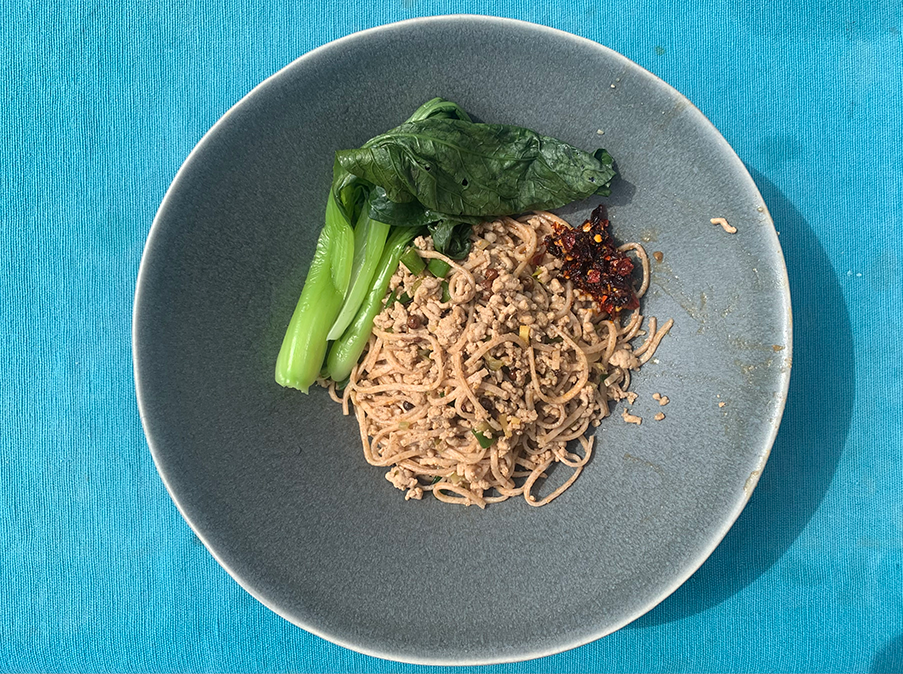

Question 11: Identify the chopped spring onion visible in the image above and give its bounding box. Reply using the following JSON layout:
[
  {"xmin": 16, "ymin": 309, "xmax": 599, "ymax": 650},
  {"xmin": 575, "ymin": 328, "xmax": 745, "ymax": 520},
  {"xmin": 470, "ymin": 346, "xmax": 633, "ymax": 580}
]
[
  {"xmin": 427, "ymin": 258, "xmax": 451, "ymax": 278},
  {"xmin": 498, "ymin": 413, "xmax": 509, "ymax": 436},
  {"xmin": 440, "ymin": 280, "xmax": 451, "ymax": 302},
  {"xmin": 400, "ymin": 247, "xmax": 426, "ymax": 275},
  {"xmin": 519, "ymin": 325, "xmax": 531, "ymax": 342},
  {"xmin": 485, "ymin": 356, "xmax": 504, "ymax": 371},
  {"xmin": 472, "ymin": 430, "xmax": 496, "ymax": 449},
  {"xmin": 384, "ymin": 289, "xmax": 399, "ymax": 308}
]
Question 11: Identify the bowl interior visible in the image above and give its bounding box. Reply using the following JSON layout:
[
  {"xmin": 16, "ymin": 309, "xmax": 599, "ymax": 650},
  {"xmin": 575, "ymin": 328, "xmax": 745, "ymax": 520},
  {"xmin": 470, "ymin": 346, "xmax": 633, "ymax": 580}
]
[{"xmin": 134, "ymin": 16, "xmax": 791, "ymax": 665}]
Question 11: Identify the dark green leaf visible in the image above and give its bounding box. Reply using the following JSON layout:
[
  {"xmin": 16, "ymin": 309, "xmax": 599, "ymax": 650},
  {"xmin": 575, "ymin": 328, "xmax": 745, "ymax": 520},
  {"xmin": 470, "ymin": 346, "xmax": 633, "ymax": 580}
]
[
  {"xmin": 428, "ymin": 220, "xmax": 473, "ymax": 260},
  {"xmin": 592, "ymin": 149, "xmax": 615, "ymax": 196},
  {"xmin": 330, "ymin": 160, "xmax": 368, "ymax": 224},
  {"xmin": 336, "ymin": 118, "xmax": 617, "ymax": 217},
  {"xmin": 403, "ymin": 97, "xmax": 473, "ymax": 124},
  {"xmin": 367, "ymin": 187, "xmax": 434, "ymax": 227},
  {"xmin": 368, "ymin": 188, "xmax": 479, "ymax": 261}
]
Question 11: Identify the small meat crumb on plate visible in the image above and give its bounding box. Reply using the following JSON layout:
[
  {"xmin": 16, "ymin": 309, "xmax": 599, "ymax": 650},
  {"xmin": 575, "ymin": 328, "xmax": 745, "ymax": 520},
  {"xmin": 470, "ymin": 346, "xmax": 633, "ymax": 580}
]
[
  {"xmin": 621, "ymin": 408, "xmax": 642, "ymax": 425},
  {"xmin": 654, "ymin": 412, "xmax": 665, "ymax": 421},
  {"xmin": 711, "ymin": 217, "xmax": 737, "ymax": 234}
]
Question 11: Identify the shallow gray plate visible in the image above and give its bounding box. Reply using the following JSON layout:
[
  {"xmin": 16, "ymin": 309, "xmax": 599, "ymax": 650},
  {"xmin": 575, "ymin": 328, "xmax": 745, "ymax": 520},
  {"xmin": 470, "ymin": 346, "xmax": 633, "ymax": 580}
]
[{"xmin": 133, "ymin": 16, "xmax": 791, "ymax": 665}]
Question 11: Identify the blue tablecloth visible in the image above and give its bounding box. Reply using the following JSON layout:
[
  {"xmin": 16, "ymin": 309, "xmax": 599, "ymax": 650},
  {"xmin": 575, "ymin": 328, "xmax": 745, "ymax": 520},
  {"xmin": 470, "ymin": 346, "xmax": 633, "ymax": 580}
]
[{"xmin": 3, "ymin": 1, "xmax": 901, "ymax": 672}]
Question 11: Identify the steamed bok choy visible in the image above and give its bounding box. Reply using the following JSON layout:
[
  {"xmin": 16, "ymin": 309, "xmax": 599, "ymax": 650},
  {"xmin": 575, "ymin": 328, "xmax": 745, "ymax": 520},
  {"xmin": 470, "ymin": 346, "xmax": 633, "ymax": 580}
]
[{"xmin": 275, "ymin": 98, "xmax": 617, "ymax": 392}]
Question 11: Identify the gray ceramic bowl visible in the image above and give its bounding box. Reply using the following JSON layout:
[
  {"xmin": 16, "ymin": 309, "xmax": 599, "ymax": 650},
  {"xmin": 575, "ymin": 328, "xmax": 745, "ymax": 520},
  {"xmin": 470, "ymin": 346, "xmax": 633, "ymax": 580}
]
[{"xmin": 134, "ymin": 16, "xmax": 791, "ymax": 665}]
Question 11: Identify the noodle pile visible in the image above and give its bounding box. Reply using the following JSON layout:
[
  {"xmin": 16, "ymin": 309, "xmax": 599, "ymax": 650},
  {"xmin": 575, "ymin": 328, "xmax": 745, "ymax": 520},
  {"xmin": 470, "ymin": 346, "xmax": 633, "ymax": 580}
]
[{"xmin": 328, "ymin": 212, "xmax": 672, "ymax": 507}]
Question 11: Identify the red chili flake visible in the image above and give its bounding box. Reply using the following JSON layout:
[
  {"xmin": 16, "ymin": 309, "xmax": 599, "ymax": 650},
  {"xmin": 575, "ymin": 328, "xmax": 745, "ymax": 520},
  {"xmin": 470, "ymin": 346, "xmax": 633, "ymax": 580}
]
[
  {"xmin": 614, "ymin": 257, "xmax": 634, "ymax": 276},
  {"xmin": 542, "ymin": 205, "xmax": 640, "ymax": 315}
]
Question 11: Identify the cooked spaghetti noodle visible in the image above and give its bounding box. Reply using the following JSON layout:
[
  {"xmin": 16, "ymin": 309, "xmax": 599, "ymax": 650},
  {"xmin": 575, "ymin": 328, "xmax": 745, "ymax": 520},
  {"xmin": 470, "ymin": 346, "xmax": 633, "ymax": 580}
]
[{"xmin": 328, "ymin": 211, "xmax": 672, "ymax": 507}]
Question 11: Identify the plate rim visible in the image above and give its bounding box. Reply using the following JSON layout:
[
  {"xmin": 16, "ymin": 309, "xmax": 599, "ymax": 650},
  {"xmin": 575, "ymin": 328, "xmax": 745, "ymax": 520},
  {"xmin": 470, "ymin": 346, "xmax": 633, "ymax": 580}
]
[{"xmin": 132, "ymin": 14, "xmax": 793, "ymax": 665}]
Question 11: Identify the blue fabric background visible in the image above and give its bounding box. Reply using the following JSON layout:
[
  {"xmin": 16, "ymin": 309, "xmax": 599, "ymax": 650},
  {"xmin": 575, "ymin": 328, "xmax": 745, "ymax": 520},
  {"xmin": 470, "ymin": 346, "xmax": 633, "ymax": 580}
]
[{"xmin": 2, "ymin": 1, "xmax": 901, "ymax": 672}]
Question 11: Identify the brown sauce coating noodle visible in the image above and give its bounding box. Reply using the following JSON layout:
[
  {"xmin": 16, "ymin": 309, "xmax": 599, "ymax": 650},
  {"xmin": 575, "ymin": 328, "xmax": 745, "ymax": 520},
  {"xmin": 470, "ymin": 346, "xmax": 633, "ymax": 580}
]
[{"xmin": 331, "ymin": 212, "xmax": 672, "ymax": 507}]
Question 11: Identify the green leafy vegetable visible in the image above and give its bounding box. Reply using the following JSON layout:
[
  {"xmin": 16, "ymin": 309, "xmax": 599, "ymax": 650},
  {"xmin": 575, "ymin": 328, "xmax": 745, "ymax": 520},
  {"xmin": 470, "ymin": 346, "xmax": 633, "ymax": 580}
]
[
  {"xmin": 275, "ymin": 98, "xmax": 618, "ymax": 393},
  {"xmin": 367, "ymin": 186, "xmax": 437, "ymax": 229},
  {"xmin": 403, "ymin": 97, "xmax": 473, "ymax": 124},
  {"xmin": 325, "ymin": 227, "xmax": 420, "ymax": 382},
  {"xmin": 428, "ymin": 220, "xmax": 475, "ymax": 260},
  {"xmin": 367, "ymin": 188, "xmax": 481, "ymax": 260},
  {"xmin": 336, "ymin": 118, "xmax": 616, "ymax": 216},
  {"xmin": 326, "ymin": 210, "xmax": 391, "ymax": 341},
  {"xmin": 275, "ymin": 190, "xmax": 354, "ymax": 392}
]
